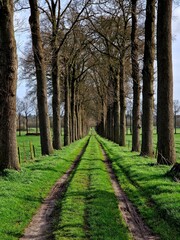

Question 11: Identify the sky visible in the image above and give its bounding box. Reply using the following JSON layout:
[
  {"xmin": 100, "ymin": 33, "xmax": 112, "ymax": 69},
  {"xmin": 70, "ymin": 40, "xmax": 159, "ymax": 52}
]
[
  {"xmin": 172, "ymin": 6, "xmax": 180, "ymax": 102},
  {"xmin": 16, "ymin": 3, "xmax": 180, "ymax": 102}
]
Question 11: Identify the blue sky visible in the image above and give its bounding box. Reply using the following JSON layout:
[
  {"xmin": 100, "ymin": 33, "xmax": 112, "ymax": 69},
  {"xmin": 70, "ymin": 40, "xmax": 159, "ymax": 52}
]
[{"xmin": 172, "ymin": 6, "xmax": 180, "ymax": 102}]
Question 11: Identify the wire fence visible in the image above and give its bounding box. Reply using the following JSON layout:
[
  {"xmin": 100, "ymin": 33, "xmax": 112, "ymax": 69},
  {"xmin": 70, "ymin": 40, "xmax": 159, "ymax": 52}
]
[{"xmin": 17, "ymin": 141, "xmax": 42, "ymax": 163}]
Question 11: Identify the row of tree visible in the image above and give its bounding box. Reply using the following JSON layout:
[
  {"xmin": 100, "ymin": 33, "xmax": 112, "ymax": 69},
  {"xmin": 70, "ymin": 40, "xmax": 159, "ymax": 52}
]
[
  {"xmin": 0, "ymin": 0, "xmax": 178, "ymax": 170},
  {"xmin": 94, "ymin": 0, "xmax": 176, "ymax": 165},
  {"xmin": 16, "ymin": 95, "xmax": 180, "ymax": 137}
]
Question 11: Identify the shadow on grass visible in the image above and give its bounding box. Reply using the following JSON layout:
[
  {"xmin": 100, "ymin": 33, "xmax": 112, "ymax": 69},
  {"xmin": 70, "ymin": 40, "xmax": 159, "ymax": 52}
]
[
  {"xmin": 109, "ymin": 156, "xmax": 180, "ymax": 234},
  {"xmin": 26, "ymin": 165, "xmax": 60, "ymax": 172},
  {"xmin": 55, "ymin": 189, "xmax": 130, "ymax": 240}
]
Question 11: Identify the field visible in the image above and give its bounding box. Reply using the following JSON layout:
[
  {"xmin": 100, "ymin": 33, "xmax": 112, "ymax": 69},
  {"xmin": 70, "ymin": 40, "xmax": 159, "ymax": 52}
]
[
  {"xmin": 0, "ymin": 136, "xmax": 89, "ymax": 240},
  {"xmin": 125, "ymin": 128, "xmax": 180, "ymax": 162},
  {"xmin": 0, "ymin": 131, "xmax": 179, "ymax": 239},
  {"xmin": 17, "ymin": 129, "xmax": 180, "ymax": 162},
  {"xmin": 16, "ymin": 131, "xmax": 64, "ymax": 162}
]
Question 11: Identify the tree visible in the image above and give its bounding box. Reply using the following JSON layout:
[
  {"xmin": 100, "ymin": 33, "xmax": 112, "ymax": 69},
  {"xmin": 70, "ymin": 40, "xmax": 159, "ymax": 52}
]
[
  {"xmin": 174, "ymin": 100, "xmax": 180, "ymax": 134},
  {"xmin": 157, "ymin": 0, "xmax": 176, "ymax": 165},
  {"xmin": 126, "ymin": 98, "xmax": 133, "ymax": 134},
  {"xmin": 16, "ymin": 97, "xmax": 24, "ymax": 136},
  {"xmin": 37, "ymin": 0, "xmax": 91, "ymax": 149},
  {"xmin": 87, "ymin": 2, "xmax": 132, "ymax": 145},
  {"xmin": 39, "ymin": 0, "xmax": 62, "ymax": 149},
  {"xmin": 131, "ymin": 0, "xmax": 141, "ymax": 152},
  {"xmin": 64, "ymin": 67, "xmax": 70, "ymax": 146},
  {"xmin": 21, "ymin": 98, "xmax": 33, "ymax": 135},
  {"xmin": 141, "ymin": 0, "xmax": 155, "ymax": 157},
  {"xmin": 0, "ymin": 0, "xmax": 20, "ymax": 170},
  {"xmin": 29, "ymin": 0, "xmax": 53, "ymax": 155}
]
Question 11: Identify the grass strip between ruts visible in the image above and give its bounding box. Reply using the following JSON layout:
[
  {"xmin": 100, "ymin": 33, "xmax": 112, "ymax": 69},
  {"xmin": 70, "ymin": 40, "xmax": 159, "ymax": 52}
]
[
  {"xmin": 97, "ymin": 134, "xmax": 180, "ymax": 240},
  {"xmin": 0, "ymin": 136, "xmax": 89, "ymax": 240},
  {"xmin": 54, "ymin": 135, "xmax": 131, "ymax": 240}
]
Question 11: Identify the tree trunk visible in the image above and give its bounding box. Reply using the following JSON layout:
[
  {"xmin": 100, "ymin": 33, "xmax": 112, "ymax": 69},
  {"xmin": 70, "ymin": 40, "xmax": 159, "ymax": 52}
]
[
  {"xmin": 52, "ymin": 48, "xmax": 61, "ymax": 149},
  {"xmin": 19, "ymin": 113, "xmax": 21, "ymax": 136},
  {"xmin": 75, "ymin": 104, "xmax": 79, "ymax": 140},
  {"xmin": 175, "ymin": 113, "xmax": 177, "ymax": 134},
  {"xmin": 77, "ymin": 105, "xmax": 81, "ymax": 139},
  {"xmin": 50, "ymin": 0, "xmax": 61, "ymax": 150},
  {"xmin": 26, "ymin": 114, "xmax": 29, "ymax": 135},
  {"xmin": 73, "ymin": 99, "xmax": 77, "ymax": 140},
  {"xmin": 0, "ymin": 0, "xmax": 20, "ymax": 170},
  {"xmin": 130, "ymin": 112, "xmax": 132, "ymax": 134},
  {"xmin": 64, "ymin": 75, "xmax": 70, "ymax": 146},
  {"xmin": 36, "ymin": 109, "xmax": 38, "ymax": 134},
  {"xmin": 103, "ymin": 100, "xmax": 107, "ymax": 138},
  {"xmin": 98, "ymin": 97, "xmax": 106, "ymax": 137},
  {"xmin": 29, "ymin": 0, "xmax": 53, "ymax": 155},
  {"xmin": 81, "ymin": 108, "xmax": 84, "ymax": 137},
  {"xmin": 103, "ymin": 97, "xmax": 107, "ymax": 138},
  {"xmin": 70, "ymin": 72, "xmax": 76, "ymax": 142},
  {"xmin": 131, "ymin": 0, "xmax": 141, "ymax": 152},
  {"xmin": 120, "ymin": 58, "xmax": 126, "ymax": 146},
  {"xmin": 106, "ymin": 106, "xmax": 111, "ymax": 140},
  {"xmin": 141, "ymin": 0, "xmax": 155, "ymax": 157},
  {"xmin": 107, "ymin": 105, "xmax": 114, "ymax": 141},
  {"xmin": 79, "ymin": 104, "xmax": 82, "ymax": 139},
  {"xmin": 157, "ymin": 0, "xmax": 176, "ymax": 165},
  {"xmin": 114, "ymin": 74, "xmax": 120, "ymax": 144}
]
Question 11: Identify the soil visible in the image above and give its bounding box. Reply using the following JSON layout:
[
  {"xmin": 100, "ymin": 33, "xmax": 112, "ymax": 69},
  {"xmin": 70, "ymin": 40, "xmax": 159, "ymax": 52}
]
[{"xmin": 101, "ymin": 147, "xmax": 159, "ymax": 240}]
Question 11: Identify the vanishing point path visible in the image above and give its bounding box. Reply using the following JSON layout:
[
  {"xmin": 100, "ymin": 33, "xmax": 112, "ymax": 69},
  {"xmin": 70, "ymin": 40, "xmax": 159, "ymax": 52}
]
[{"xmin": 20, "ymin": 135, "xmax": 159, "ymax": 240}]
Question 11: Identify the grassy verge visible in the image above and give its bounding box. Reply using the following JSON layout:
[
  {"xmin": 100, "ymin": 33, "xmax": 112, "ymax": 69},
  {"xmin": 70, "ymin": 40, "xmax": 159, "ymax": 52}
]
[
  {"xmin": 17, "ymin": 130, "xmax": 64, "ymax": 161},
  {"xmin": 0, "ymin": 136, "xmax": 89, "ymax": 240},
  {"xmin": 17, "ymin": 134, "xmax": 42, "ymax": 160},
  {"xmin": 125, "ymin": 132, "xmax": 180, "ymax": 163},
  {"xmin": 97, "ymin": 135, "xmax": 180, "ymax": 240},
  {"xmin": 54, "ymin": 135, "xmax": 131, "ymax": 240}
]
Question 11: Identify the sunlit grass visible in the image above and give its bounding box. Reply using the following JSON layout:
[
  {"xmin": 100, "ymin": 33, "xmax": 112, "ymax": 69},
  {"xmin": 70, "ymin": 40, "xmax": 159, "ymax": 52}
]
[
  {"xmin": 16, "ymin": 129, "xmax": 65, "ymax": 161},
  {"xmin": 54, "ymin": 136, "xmax": 131, "ymax": 240},
  {"xmin": 17, "ymin": 134, "xmax": 41, "ymax": 160},
  {"xmin": 97, "ymin": 135, "xmax": 180, "ymax": 240},
  {"xmin": 125, "ymin": 129, "xmax": 180, "ymax": 162},
  {"xmin": 2, "ymin": 129, "xmax": 180, "ymax": 239},
  {"xmin": 0, "ymin": 136, "xmax": 89, "ymax": 240}
]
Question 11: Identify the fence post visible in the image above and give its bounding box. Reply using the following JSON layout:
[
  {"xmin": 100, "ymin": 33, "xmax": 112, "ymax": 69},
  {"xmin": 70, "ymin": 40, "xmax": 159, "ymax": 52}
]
[
  {"xmin": 29, "ymin": 141, "xmax": 34, "ymax": 160},
  {"xmin": 18, "ymin": 146, "xmax": 21, "ymax": 164},
  {"xmin": 155, "ymin": 143, "xmax": 158, "ymax": 158},
  {"xmin": 23, "ymin": 142, "xmax": 27, "ymax": 161},
  {"xmin": 33, "ymin": 145, "xmax": 36, "ymax": 158}
]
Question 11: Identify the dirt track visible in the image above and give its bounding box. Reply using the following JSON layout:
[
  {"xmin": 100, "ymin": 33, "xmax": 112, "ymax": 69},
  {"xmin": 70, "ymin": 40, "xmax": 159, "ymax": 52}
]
[
  {"xmin": 20, "ymin": 138, "xmax": 159, "ymax": 240},
  {"xmin": 20, "ymin": 139, "xmax": 89, "ymax": 240},
  {"xmin": 102, "ymin": 147, "xmax": 159, "ymax": 240}
]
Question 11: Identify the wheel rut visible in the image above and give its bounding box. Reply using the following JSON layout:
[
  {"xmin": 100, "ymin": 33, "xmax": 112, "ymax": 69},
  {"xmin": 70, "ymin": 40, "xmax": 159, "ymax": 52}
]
[
  {"xmin": 20, "ymin": 137, "xmax": 90, "ymax": 240},
  {"xmin": 100, "ymin": 143, "xmax": 159, "ymax": 240},
  {"xmin": 20, "ymin": 136, "xmax": 160, "ymax": 240}
]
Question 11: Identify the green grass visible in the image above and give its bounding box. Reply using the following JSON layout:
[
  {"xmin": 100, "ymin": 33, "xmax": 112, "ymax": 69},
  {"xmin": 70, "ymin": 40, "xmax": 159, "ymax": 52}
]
[
  {"xmin": 0, "ymin": 136, "xmax": 89, "ymax": 240},
  {"xmin": 54, "ymin": 135, "xmax": 131, "ymax": 240},
  {"xmin": 17, "ymin": 130, "xmax": 65, "ymax": 161},
  {"xmin": 17, "ymin": 134, "xmax": 42, "ymax": 160},
  {"xmin": 125, "ymin": 131, "xmax": 180, "ymax": 163},
  {"xmin": 97, "ymin": 134, "xmax": 180, "ymax": 240},
  {"xmin": 2, "ymin": 129, "xmax": 180, "ymax": 239}
]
